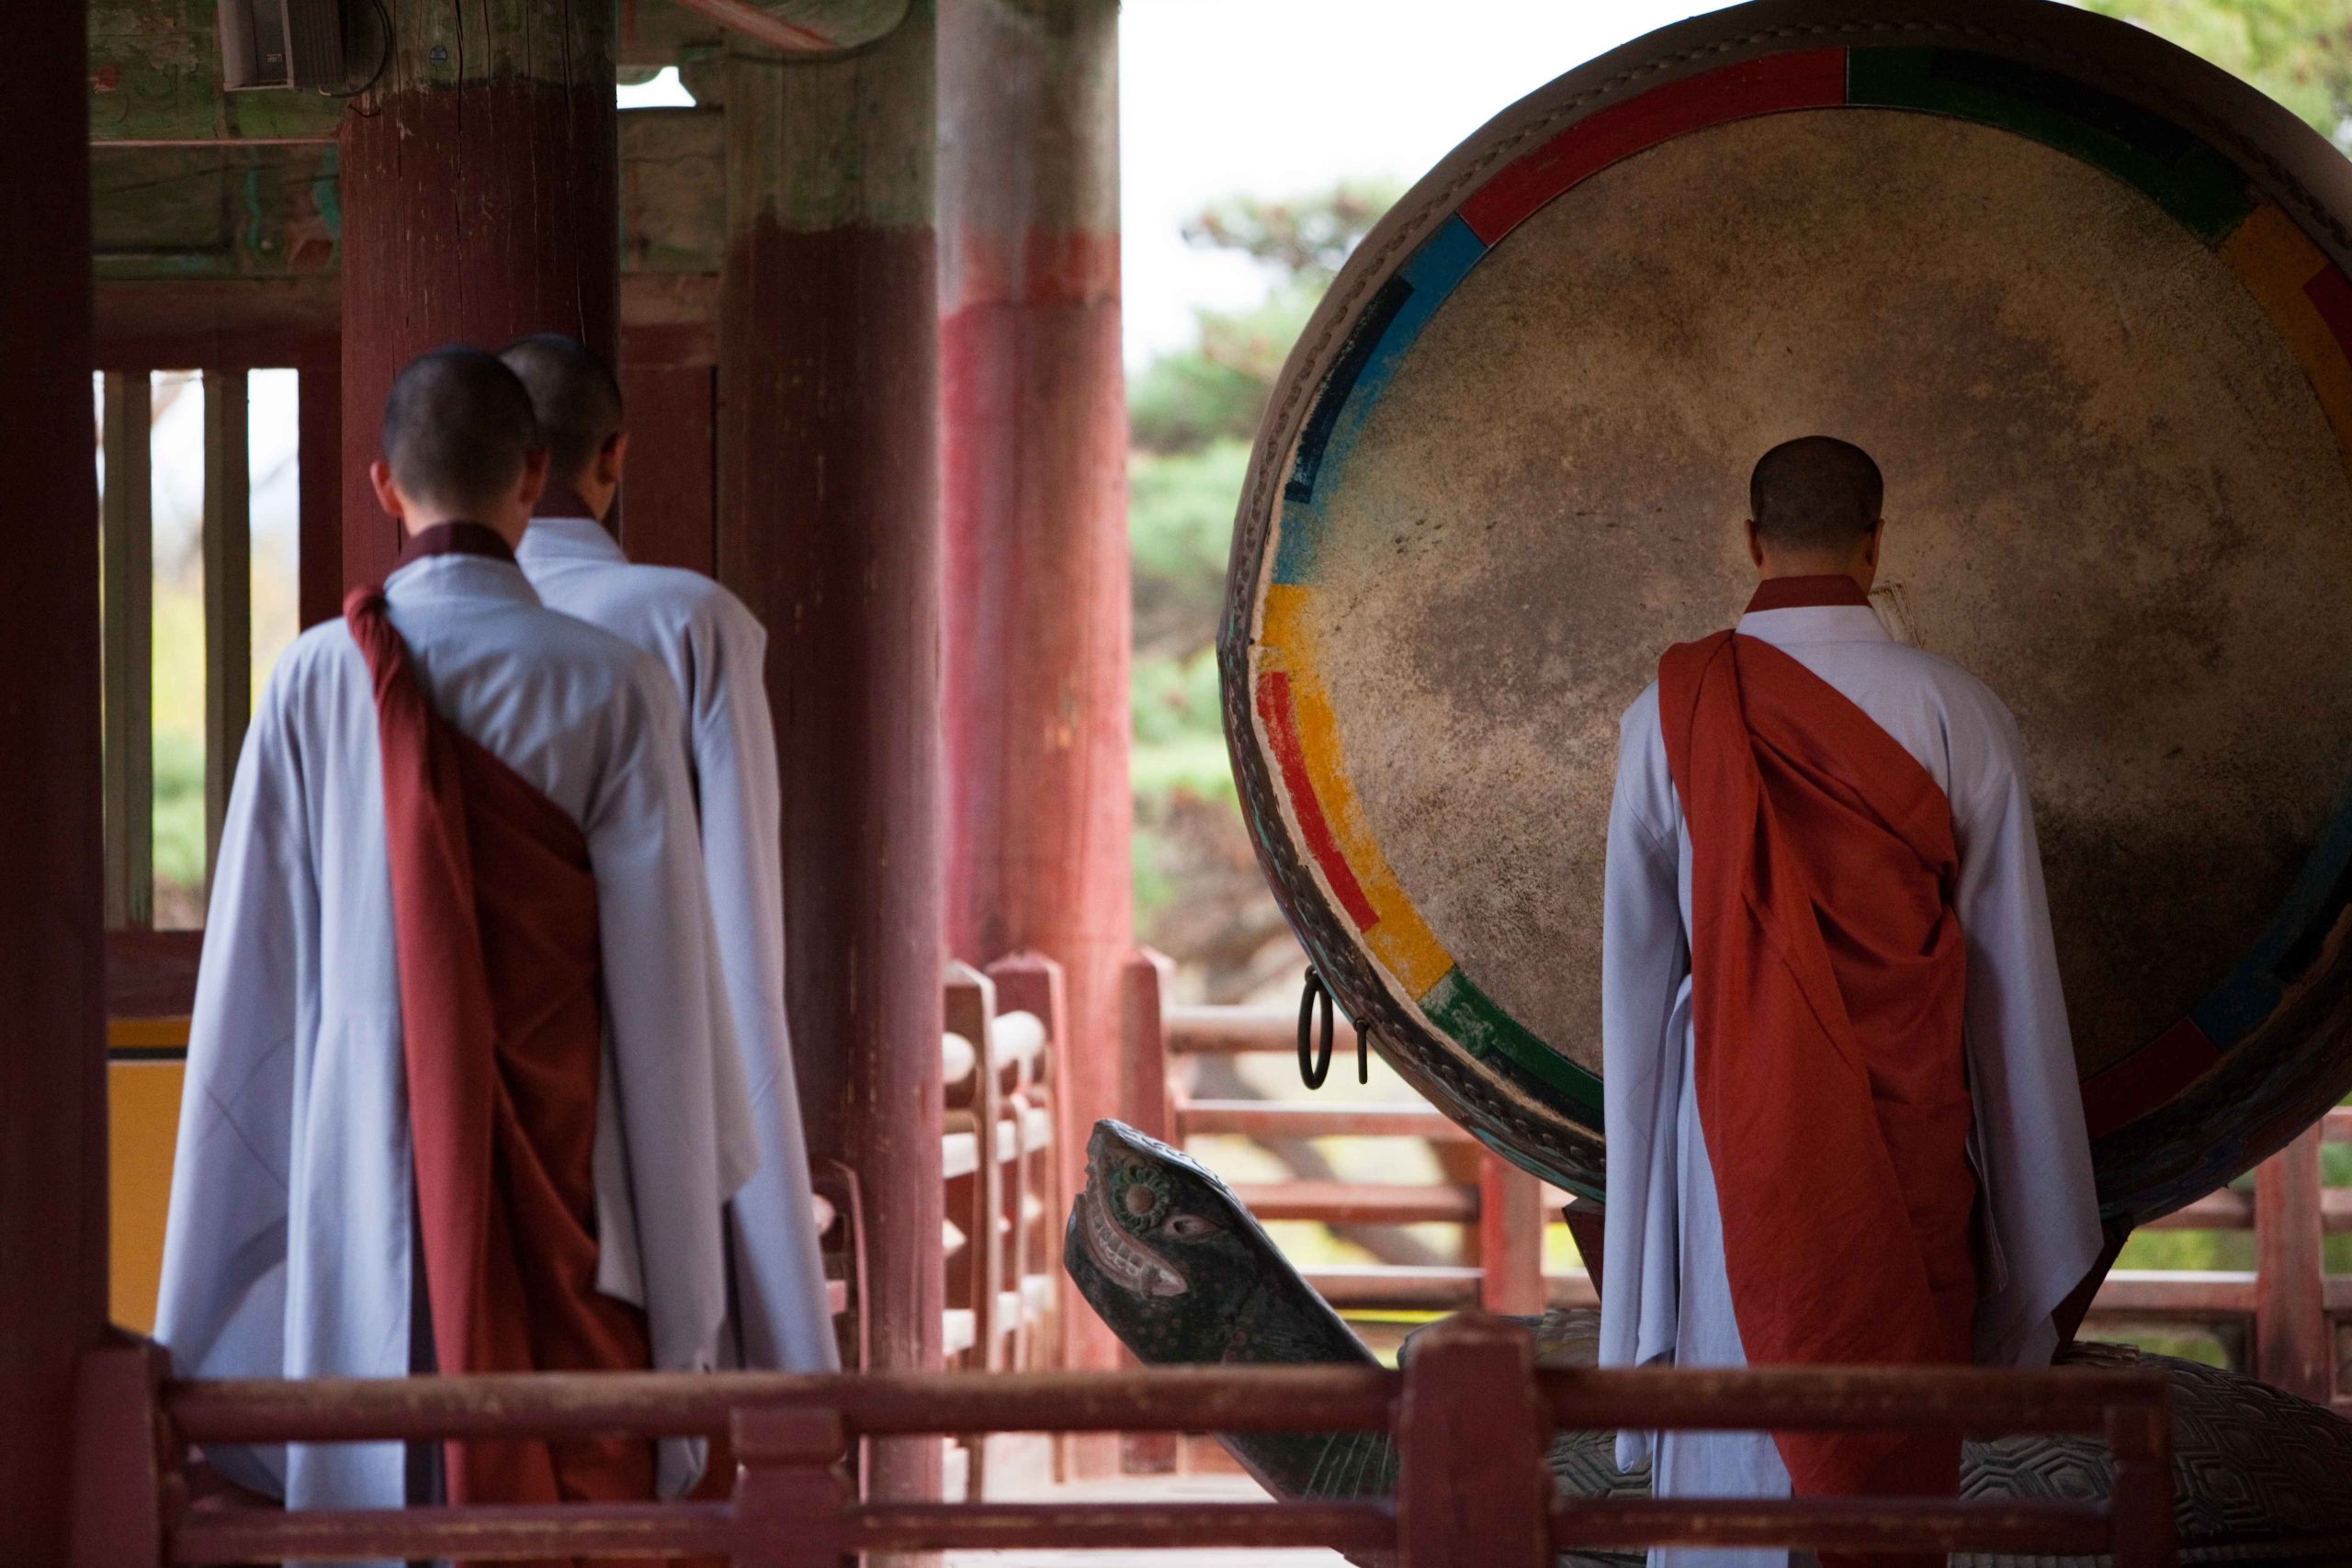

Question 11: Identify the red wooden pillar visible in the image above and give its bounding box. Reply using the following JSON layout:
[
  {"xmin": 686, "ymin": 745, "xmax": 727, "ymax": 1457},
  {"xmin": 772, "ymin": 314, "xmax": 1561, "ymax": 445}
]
[
  {"xmin": 0, "ymin": 3, "xmax": 107, "ymax": 1562},
  {"xmin": 297, "ymin": 353, "xmax": 342, "ymax": 629},
  {"xmin": 1477, "ymin": 1155, "xmax": 1549, "ymax": 1317},
  {"xmin": 338, "ymin": 0, "xmax": 621, "ymax": 588},
  {"xmin": 2255, "ymin": 1126, "xmax": 2330, "ymax": 1402},
  {"xmin": 719, "ymin": 3, "xmax": 945, "ymax": 1530},
  {"xmin": 938, "ymin": 0, "xmax": 1130, "ymax": 1416}
]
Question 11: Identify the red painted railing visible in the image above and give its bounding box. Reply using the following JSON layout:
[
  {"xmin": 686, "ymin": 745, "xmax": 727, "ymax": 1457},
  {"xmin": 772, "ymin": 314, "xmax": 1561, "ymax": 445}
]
[{"xmin": 79, "ymin": 1317, "xmax": 2176, "ymax": 1566}]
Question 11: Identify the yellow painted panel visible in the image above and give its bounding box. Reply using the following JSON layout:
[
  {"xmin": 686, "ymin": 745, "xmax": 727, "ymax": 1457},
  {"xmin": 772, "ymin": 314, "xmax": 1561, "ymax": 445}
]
[
  {"xmin": 108, "ymin": 1060, "xmax": 185, "ymax": 1334},
  {"xmin": 2220, "ymin": 204, "xmax": 2352, "ymax": 452}
]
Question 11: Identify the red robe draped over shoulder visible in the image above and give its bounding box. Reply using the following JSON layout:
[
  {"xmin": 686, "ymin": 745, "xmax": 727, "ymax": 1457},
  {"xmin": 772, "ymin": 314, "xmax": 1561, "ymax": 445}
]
[
  {"xmin": 1657, "ymin": 578, "xmax": 1978, "ymax": 1560},
  {"xmin": 346, "ymin": 524, "xmax": 656, "ymax": 1558}
]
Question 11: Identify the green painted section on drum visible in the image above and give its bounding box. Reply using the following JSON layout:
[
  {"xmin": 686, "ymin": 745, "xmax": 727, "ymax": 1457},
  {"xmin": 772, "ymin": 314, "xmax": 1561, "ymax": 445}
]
[
  {"xmin": 1421, "ymin": 965, "xmax": 1602, "ymax": 1122},
  {"xmin": 1847, "ymin": 48, "xmax": 2257, "ymax": 245}
]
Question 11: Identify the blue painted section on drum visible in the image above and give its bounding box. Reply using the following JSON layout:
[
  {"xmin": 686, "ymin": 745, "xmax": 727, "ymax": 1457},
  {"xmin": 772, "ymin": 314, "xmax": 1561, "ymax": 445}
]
[
  {"xmin": 1273, "ymin": 217, "xmax": 1488, "ymax": 585},
  {"xmin": 2191, "ymin": 776, "xmax": 2352, "ymax": 1049}
]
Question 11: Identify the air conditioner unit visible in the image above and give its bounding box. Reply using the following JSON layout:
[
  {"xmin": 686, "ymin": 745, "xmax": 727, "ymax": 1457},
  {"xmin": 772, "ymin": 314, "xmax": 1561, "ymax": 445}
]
[{"xmin": 218, "ymin": 0, "xmax": 345, "ymax": 92}]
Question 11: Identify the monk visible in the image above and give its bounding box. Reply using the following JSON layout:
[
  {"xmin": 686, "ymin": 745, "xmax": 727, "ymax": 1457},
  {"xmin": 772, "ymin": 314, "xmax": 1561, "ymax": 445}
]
[
  {"xmin": 499, "ymin": 333, "xmax": 836, "ymax": 1374},
  {"xmin": 1597, "ymin": 437, "xmax": 2102, "ymax": 1568},
  {"xmin": 156, "ymin": 348, "xmax": 756, "ymax": 1536}
]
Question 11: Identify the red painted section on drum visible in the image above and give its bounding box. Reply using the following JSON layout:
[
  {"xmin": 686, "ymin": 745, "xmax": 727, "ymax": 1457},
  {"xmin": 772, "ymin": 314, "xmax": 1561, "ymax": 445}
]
[
  {"xmin": 1257, "ymin": 671, "xmax": 1383, "ymax": 930},
  {"xmin": 339, "ymin": 73, "xmax": 619, "ymax": 591},
  {"xmin": 718, "ymin": 216, "xmax": 944, "ymax": 1507},
  {"xmin": 2079, "ymin": 1017, "xmax": 2222, "ymax": 1140},
  {"xmin": 0, "ymin": 5, "xmax": 107, "ymax": 1560},
  {"xmin": 2302, "ymin": 262, "xmax": 2352, "ymax": 361},
  {"xmin": 614, "ymin": 363, "xmax": 715, "ymax": 576},
  {"xmin": 1459, "ymin": 51, "xmax": 1849, "ymax": 245}
]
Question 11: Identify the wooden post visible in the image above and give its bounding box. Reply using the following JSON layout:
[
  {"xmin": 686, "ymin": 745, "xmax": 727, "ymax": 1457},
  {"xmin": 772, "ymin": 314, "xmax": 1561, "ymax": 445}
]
[
  {"xmin": 1118, "ymin": 948, "xmax": 1178, "ymax": 1153},
  {"xmin": 68, "ymin": 1340, "xmax": 169, "ymax": 1568},
  {"xmin": 202, "ymin": 369, "xmax": 252, "ymax": 883},
  {"xmin": 732, "ymin": 1407, "xmax": 852, "ymax": 1568},
  {"xmin": 0, "ymin": 4, "xmax": 108, "ymax": 1560},
  {"xmin": 2255, "ymin": 1125, "xmax": 2330, "ymax": 1402},
  {"xmin": 2104, "ymin": 1395, "xmax": 2177, "ymax": 1568},
  {"xmin": 101, "ymin": 371, "xmax": 153, "ymax": 931},
  {"xmin": 1396, "ymin": 1314, "xmax": 1552, "ymax": 1568},
  {"xmin": 937, "ymin": 0, "xmax": 1132, "ymax": 1433},
  {"xmin": 719, "ymin": 4, "xmax": 945, "ymax": 1538},
  {"xmin": 295, "ymin": 355, "xmax": 342, "ymax": 629},
  {"xmin": 1477, "ymin": 1154, "xmax": 1548, "ymax": 1317},
  {"xmin": 338, "ymin": 0, "xmax": 621, "ymax": 591}
]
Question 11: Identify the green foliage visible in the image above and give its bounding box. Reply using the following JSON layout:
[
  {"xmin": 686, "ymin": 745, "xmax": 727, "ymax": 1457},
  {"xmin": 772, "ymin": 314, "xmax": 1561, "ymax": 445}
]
[
  {"xmin": 153, "ymin": 730, "xmax": 206, "ymax": 896},
  {"xmin": 1131, "ymin": 440, "xmax": 1253, "ymax": 659},
  {"xmin": 1182, "ymin": 178, "xmax": 1407, "ymax": 287},
  {"xmin": 2084, "ymin": 0, "xmax": 2352, "ymax": 146}
]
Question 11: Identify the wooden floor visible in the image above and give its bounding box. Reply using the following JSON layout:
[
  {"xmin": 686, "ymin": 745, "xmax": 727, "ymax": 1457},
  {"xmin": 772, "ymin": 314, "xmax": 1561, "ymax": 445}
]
[{"xmin": 942, "ymin": 1471, "xmax": 1347, "ymax": 1566}]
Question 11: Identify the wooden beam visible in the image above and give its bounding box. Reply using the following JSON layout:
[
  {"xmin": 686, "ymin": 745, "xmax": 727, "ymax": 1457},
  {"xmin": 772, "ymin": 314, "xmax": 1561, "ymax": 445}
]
[
  {"xmin": 1168, "ymin": 1003, "xmax": 1364, "ymax": 1055},
  {"xmin": 101, "ymin": 371, "xmax": 153, "ymax": 931},
  {"xmin": 202, "ymin": 369, "xmax": 251, "ymax": 882},
  {"xmin": 1227, "ymin": 1182, "xmax": 1480, "ymax": 1225},
  {"xmin": 1176, "ymin": 1099, "xmax": 1473, "ymax": 1141}
]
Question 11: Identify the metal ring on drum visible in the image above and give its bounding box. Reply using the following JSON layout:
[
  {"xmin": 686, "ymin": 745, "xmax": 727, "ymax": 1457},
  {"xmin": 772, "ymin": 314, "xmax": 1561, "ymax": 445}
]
[{"xmin": 1222, "ymin": 0, "xmax": 2352, "ymax": 1224}]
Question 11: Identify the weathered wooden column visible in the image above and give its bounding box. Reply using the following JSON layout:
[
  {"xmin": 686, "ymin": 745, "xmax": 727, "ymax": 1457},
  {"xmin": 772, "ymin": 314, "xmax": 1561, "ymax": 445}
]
[
  {"xmin": 937, "ymin": 0, "xmax": 1129, "ymax": 1407},
  {"xmin": 339, "ymin": 0, "xmax": 621, "ymax": 587},
  {"xmin": 719, "ymin": 2, "xmax": 945, "ymax": 1522},
  {"xmin": 0, "ymin": 2, "xmax": 108, "ymax": 1561}
]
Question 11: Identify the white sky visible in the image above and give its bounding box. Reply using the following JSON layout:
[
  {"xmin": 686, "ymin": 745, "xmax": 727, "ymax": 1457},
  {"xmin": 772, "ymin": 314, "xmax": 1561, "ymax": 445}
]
[{"xmin": 1115, "ymin": 0, "xmax": 1730, "ymax": 366}]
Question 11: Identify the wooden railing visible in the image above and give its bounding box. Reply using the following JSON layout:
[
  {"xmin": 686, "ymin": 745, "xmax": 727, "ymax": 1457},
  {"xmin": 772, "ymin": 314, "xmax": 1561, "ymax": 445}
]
[
  {"xmin": 1120, "ymin": 980, "xmax": 1577, "ymax": 1317},
  {"xmin": 74, "ymin": 1318, "xmax": 2176, "ymax": 1566},
  {"xmin": 1125, "ymin": 967, "xmax": 2348, "ymax": 1408}
]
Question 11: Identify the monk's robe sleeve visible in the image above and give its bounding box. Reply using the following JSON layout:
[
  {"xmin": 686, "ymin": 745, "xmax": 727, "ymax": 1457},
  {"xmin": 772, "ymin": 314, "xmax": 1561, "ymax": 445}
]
[
  {"xmin": 1600, "ymin": 686, "xmax": 1690, "ymax": 1469},
  {"xmin": 154, "ymin": 676, "xmax": 315, "ymax": 1498},
  {"xmin": 1951, "ymin": 705, "xmax": 2102, "ymax": 1367},
  {"xmin": 689, "ymin": 597, "xmax": 840, "ymax": 1372},
  {"xmin": 581, "ymin": 657, "xmax": 761, "ymax": 1495}
]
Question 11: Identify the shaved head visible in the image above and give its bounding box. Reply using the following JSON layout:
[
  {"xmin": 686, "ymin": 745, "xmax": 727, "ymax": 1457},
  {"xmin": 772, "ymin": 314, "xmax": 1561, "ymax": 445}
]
[
  {"xmin": 499, "ymin": 333, "xmax": 624, "ymax": 486},
  {"xmin": 1749, "ymin": 436, "xmax": 1883, "ymax": 554},
  {"xmin": 380, "ymin": 347, "xmax": 542, "ymax": 515}
]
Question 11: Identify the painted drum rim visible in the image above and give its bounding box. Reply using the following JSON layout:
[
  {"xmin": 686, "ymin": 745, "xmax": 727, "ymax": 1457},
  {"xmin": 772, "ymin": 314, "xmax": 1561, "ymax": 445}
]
[{"xmin": 1221, "ymin": 0, "xmax": 2352, "ymax": 1223}]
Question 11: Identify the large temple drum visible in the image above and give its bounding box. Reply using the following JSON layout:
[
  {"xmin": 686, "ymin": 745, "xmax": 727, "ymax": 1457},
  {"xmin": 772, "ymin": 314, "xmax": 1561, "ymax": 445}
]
[{"xmin": 1224, "ymin": 0, "xmax": 2352, "ymax": 1223}]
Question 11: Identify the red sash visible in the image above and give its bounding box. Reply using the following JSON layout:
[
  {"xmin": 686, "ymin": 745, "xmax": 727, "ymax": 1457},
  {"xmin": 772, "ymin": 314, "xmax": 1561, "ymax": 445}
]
[
  {"xmin": 1658, "ymin": 581, "xmax": 1977, "ymax": 1562},
  {"xmin": 348, "ymin": 528, "xmax": 656, "ymax": 1557}
]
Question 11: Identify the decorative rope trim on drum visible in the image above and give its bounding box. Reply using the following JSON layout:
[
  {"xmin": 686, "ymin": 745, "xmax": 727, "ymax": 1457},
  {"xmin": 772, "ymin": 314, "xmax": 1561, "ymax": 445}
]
[{"xmin": 1244, "ymin": 39, "xmax": 2352, "ymax": 1174}]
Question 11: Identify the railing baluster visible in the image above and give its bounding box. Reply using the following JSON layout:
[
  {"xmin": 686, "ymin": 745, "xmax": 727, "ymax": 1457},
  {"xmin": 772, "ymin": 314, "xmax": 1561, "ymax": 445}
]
[
  {"xmin": 1397, "ymin": 1315, "xmax": 1551, "ymax": 1568},
  {"xmin": 101, "ymin": 370, "xmax": 154, "ymax": 931},
  {"xmin": 733, "ymin": 1407, "xmax": 850, "ymax": 1568},
  {"xmin": 201, "ymin": 369, "xmax": 251, "ymax": 887}
]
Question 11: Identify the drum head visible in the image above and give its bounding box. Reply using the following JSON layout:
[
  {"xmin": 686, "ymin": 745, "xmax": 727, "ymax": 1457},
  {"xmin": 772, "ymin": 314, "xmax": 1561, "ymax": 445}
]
[{"xmin": 1224, "ymin": 0, "xmax": 2352, "ymax": 1221}]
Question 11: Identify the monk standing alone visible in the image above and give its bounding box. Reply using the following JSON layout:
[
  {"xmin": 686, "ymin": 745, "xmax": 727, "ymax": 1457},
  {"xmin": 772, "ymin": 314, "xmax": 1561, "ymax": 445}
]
[{"xmin": 1598, "ymin": 437, "xmax": 2102, "ymax": 1568}]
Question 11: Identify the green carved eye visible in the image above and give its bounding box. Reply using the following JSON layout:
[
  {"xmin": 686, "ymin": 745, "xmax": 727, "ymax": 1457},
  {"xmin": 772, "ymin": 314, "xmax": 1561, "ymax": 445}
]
[{"xmin": 1114, "ymin": 1160, "xmax": 1170, "ymax": 1234}]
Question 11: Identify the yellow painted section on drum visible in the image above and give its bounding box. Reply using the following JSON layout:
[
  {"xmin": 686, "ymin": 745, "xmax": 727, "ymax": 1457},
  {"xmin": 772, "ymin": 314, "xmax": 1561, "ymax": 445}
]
[
  {"xmin": 1260, "ymin": 584, "xmax": 1456, "ymax": 997},
  {"xmin": 1258, "ymin": 582, "xmax": 1312, "ymax": 668},
  {"xmin": 2221, "ymin": 204, "xmax": 2352, "ymax": 455},
  {"xmin": 109, "ymin": 1058, "xmax": 184, "ymax": 1333}
]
